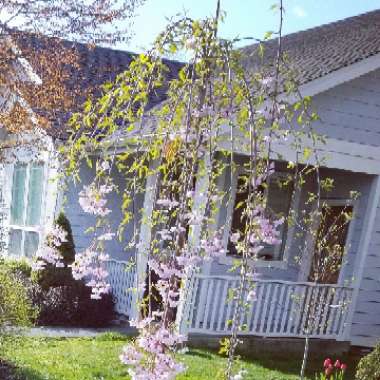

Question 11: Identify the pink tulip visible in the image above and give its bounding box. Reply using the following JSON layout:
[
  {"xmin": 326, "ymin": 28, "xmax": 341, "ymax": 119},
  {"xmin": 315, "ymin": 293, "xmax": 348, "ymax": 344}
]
[
  {"xmin": 324, "ymin": 358, "xmax": 332, "ymax": 368},
  {"xmin": 341, "ymin": 363, "xmax": 347, "ymax": 371},
  {"xmin": 334, "ymin": 360, "xmax": 341, "ymax": 368}
]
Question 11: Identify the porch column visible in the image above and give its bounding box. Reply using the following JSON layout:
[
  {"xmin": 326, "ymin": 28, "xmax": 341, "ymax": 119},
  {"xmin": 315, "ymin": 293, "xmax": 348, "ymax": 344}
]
[
  {"xmin": 176, "ymin": 153, "xmax": 212, "ymax": 334},
  {"xmin": 130, "ymin": 158, "xmax": 159, "ymax": 320}
]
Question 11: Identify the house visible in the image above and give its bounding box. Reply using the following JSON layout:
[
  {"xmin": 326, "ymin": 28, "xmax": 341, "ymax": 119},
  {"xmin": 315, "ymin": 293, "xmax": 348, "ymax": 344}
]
[{"xmin": 1, "ymin": 10, "xmax": 380, "ymax": 349}]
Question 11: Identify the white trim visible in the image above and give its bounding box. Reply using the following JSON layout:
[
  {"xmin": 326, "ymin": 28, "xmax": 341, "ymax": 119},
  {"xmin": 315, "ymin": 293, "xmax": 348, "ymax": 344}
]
[
  {"xmin": 131, "ymin": 158, "xmax": 160, "ymax": 319},
  {"xmin": 218, "ymin": 133, "xmax": 380, "ymax": 175},
  {"xmin": 297, "ymin": 53, "xmax": 380, "ymax": 100},
  {"xmin": 344, "ymin": 175, "xmax": 380, "ymax": 343}
]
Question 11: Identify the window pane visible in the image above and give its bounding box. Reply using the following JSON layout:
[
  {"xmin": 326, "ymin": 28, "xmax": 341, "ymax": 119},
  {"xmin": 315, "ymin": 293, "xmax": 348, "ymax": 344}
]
[
  {"xmin": 10, "ymin": 164, "xmax": 27, "ymax": 225},
  {"xmin": 24, "ymin": 231, "xmax": 39, "ymax": 258},
  {"xmin": 228, "ymin": 174, "xmax": 293, "ymax": 261},
  {"xmin": 26, "ymin": 164, "xmax": 44, "ymax": 226},
  {"xmin": 260, "ymin": 177, "xmax": 293, "ymax": 260},
  {"xmin": 8, "ymin": 228, "xmax": 22, "ymax": 256}
]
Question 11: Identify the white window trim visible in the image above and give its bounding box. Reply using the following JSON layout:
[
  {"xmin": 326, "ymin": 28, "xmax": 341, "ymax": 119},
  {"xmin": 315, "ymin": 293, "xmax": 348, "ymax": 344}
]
[
  {"xmin": 217, "ymin": 165, "xmax": 300, "ymax": 269},
  {"xmin": 297, "ymin": 197, "xmax": 357, "ymax": 285},
  {"xmin": 7, "ymin": 161, "xmax": 48, "ymax": 258}
]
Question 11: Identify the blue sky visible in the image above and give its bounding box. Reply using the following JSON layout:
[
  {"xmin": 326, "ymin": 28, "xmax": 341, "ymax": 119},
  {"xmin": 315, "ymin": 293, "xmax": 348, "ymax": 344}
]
[{"xmin": 125, "ymin": 0, "xmax": 380, "ymax": 52}]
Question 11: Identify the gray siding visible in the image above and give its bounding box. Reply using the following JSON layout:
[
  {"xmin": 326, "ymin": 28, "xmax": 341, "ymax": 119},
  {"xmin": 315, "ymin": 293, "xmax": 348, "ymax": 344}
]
[
  {"xmin": 311, "ymin": 68, "xmax": 380, "ymax": 147},
  {"xmin": 350, "ymin": 191, "xmax": 380, "ymax": 347},
  {"xmin": 64, "ymin": 160, "xmax": 144, "ymax": 262}
]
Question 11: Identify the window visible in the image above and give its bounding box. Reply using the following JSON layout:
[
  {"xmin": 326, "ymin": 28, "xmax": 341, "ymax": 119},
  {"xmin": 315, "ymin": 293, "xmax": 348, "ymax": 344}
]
[
  {"xmin": 8, "ymin": 163, "xmax": 44, "ymax": 257},
  {"xmin": 228, "ymin": 173, "xmax": 293, "ymax": 261}
]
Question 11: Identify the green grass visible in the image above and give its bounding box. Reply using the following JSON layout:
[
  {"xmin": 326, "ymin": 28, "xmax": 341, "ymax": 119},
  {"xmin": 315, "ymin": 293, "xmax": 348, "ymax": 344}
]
[{"xmin": 0, "ymin": 334, "xmax": 356, "ymax": 380}]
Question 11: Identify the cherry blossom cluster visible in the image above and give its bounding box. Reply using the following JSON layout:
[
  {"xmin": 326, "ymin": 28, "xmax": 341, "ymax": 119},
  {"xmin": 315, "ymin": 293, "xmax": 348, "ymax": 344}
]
[
  {"xmin": 74, "ymin": 176, "xmax": 114, "ymax": 299},
  {"xmin": 78, "ymin": 182, "xmax": 113, "ymax": 216},
  {"xmin": 71, "ymin": 247, "xmax": 111, "ymax": 299},
  {"xmin": 200, "ymin": 233, "xmax": 226, "ymax": 260},
  {"xmin": 32, "ymin": 225, "xmax": 68, "ymax": 271},
  {"xmin": 120, "ymin": 318, "xmax": 186, "ymax": 380}
]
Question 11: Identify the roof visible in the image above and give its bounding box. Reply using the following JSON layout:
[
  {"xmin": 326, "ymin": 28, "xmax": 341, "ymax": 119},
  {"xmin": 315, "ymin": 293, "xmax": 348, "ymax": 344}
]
[
  {"xmin": 11, "ymin": 9, "xmax": 380, "ymax": 139},
  {"xmin": 14, "ymin": 34, "xmax": 184, "ymax": 139},
  {"xmin": 240, "ymin": 9, "xmax": 380, "ymax": 86}
]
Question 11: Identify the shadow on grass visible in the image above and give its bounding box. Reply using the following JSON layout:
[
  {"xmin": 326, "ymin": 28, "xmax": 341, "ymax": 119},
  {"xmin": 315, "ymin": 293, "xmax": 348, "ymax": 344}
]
[
  {"xmin": 186, "ymin": 349, "xmax": 215, "ymax": 360},
  {"xmin": 0, "ymin": 360, "xmax": 48, "ymax": 380}
]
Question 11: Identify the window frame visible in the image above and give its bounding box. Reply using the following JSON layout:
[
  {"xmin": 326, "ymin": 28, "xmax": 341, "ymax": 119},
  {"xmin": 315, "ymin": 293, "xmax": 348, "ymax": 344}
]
[
  {"xmin": 7, "ymin": 161, "xmax": 47, "ymax": 258},
  {"xmin": 218, "ymin": 165, "xmax": 300, "ymax": 269}
]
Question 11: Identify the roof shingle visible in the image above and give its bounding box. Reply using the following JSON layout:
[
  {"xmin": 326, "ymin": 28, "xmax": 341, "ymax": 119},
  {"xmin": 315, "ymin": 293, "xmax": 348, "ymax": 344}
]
[{"xmin": 240, "ymin": 9, "xmax": 380, "ymax": 85}]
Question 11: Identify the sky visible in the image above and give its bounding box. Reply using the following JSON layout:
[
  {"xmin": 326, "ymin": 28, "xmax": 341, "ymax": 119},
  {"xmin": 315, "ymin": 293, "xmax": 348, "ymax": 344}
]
[{"xmin": 124, "ymin": 0, "xmax": 380, "ymax": 52}]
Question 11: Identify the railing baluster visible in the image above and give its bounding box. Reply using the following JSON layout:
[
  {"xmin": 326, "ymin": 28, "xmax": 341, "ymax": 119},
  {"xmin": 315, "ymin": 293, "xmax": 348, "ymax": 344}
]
[
  {"xmin": 209, "ymin": 279, "xmax": 221, "ymax": 331},
  {"xmin": 331, "ymin": 287, "xmax": 343, "ymax": 337},
  {"xmin": 203, "ymin": 278, "xmax": 215, "ymax": 331},
  {"xmin": 259, "ymin": 283, "xmax": 271, "ymax": 334},
  {"xmin": 280, "ymin": 284, "xmax": 291, "ymax": 334},
  {"xmin": 293, "ymin": 285, "xmax": 306, "ymax": 335},
  {"xmin": 217, "ymin": 280, "xmax": 229, "ymax": 332},
  {"xmin": 302, "ymin": 285, "xmax": 313, "ymax": 335},
  {"xmin": 195, "ymin": 278, "xmax": 207, "ymax": 330},
  {"xmin": 266, "ymin": 283, "xmax": 279, "ymax": 334},
  {"xmin": 188, "ymin": 276, "xmax": 199, "ymax": 329},
  {"xmin": 252, "ymin": 282, "xmax": 263, "ymax": 332},
  {"xmin": 312, "ymin": 286, "xmax": 325, "ymax": 337},
  {"xmin": 224, "ymin": 279, "xmax": 236, "ymax": 333},
  {"xmin": 245, "ymin": 283, "xmax": 257, "ymax": 333},
  {"xmin": 274, "ymin": 283, "xmax": 286, "ymax": 334},
  {"xmin": 320, "ymin": 287, "xmax": 333, "ymax": 335}
]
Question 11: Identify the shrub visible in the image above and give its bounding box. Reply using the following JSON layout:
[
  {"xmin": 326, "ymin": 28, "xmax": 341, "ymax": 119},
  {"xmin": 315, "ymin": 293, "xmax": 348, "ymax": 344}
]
[
  {"xmin": 0, "ymin": 265, "xmax": 35, "ymax": 330},
  {"xmin": 355, "ymin": 343, "xmax": 380, "ymax": 380},
  {"xmin": 33, "ymin": 212, "xmax": 115, "ymax": 327},
  {"xmin": 32, "ymin": 212, "xmax": 76, "ymax": 290},
  {"xmin": 0, "ymin": 257, "xmax": 32, "ymax": 279},
  {"xmin": 36, "ymin": 284, "xmax": 114, "ymax": 327}
]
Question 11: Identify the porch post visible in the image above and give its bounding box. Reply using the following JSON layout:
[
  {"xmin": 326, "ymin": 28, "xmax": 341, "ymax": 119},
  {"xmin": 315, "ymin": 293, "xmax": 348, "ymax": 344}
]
[
  {"xmin": 176, "ymin": 153, "xmax": 212, "ymax": 334},
  {"xmin": 342, "ymin": 174, "xmax": 380, "ymax": 341},
  {"xmin": 130, "ymin": 158, "xmax": 159, "ymax": 320}
]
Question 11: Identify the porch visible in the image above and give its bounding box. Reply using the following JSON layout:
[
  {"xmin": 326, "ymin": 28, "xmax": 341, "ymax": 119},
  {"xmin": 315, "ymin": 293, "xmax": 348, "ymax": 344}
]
[
  {"xmin": 179, "ymin": 274, "xmax": 353, "ymax": 340},
  {"xmin": 106, "ymin": 260, "xmax": 353, "ymax": 341}
]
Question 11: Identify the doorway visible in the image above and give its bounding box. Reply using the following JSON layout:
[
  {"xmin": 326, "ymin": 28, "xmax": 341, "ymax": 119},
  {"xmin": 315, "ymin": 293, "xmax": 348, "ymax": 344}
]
[{"xmin": 308, "ymin": 201, "xmax": 354, "ymax": 284}]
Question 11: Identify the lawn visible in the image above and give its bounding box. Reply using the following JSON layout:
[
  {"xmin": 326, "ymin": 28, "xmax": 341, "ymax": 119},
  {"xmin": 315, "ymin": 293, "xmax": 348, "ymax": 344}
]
[{"xmin": 0, "ymin": 334, "xmax": 356, "ymax": 380}]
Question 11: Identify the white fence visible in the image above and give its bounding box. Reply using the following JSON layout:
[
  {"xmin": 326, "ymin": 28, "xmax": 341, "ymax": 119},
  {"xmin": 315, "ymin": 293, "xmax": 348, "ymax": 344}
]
[
  {"xmin": 179, "ymin": 274, "xmax": 353, "ymax": 340},
  {"xmin": 104, "ymin": 259, "xmax": 136, "ymax": 317}
]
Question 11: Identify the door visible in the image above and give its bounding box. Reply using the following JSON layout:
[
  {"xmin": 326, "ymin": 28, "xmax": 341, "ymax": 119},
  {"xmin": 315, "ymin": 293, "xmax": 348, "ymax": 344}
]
[{"xmin": 308, "ymin": 203, "xmax": 353, "ymax": 284}]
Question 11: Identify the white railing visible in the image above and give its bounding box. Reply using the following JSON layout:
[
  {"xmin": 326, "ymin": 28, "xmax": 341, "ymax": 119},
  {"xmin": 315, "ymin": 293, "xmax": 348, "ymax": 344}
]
[
  {"xmin": 104, "ymin": 259, "xmax": 136, "ymax": 317},
  {"xmin": 179, "ymin": 274, "xmax": 353, "ymax": 340}
]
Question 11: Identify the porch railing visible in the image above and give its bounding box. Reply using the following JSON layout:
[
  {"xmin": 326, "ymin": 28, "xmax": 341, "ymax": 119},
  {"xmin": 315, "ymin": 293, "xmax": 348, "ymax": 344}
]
[
  {"xmin": 179, "ymin": 274, "xmax": 353, "ymax": 340},
  {"xmin": 104, "ymin": 259, "xmax": 136, "ymax": 317}
]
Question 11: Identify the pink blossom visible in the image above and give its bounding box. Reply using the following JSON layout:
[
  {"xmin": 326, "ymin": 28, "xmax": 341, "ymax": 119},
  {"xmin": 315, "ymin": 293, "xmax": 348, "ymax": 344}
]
[
  {"xmin": 71, "ymin": 248, "xmax": 111, "ymax": 299},
  {"xmin": 200, "ymin": 233, "xmax": 226, "ymax": 260},
  {"xmin": 97, "ymin": 232, "xmax": 115, "ymax": 241},
  {"xmin": 78, "ymin": 182, "xmax": 113, "ymax": 216},
  {"xmin": 247, "ymin": 290, "xmax": 257, "ymax": 302}
]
